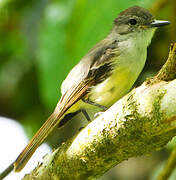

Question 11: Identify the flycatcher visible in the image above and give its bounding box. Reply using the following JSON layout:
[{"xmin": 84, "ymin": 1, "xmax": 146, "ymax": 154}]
[{"xmin": 0, "ymin": 5, "xmax": 170, "ymax": 177}]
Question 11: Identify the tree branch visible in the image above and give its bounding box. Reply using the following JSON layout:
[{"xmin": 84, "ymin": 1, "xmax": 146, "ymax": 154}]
[
  {"xmin": 151, "ymin": 43, "xmax": 176, "ymax": 82},
  {"xmin": 23, "ymin": 43, "xmax": 176, "ymax": 180},
  {"xmin": 155, "ymin": 43, "xmax": 176, "ymax": 180},
  {"xmin": 157, "ymin": 147, "xmax": 176, "ymax": 180}
]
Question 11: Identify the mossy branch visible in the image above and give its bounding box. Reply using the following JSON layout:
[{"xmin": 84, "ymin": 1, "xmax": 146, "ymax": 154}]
[
  {"xmin": 155, "ymin": 43, "xmax": 176, "ymax": 180},
  {"xmin": 23, "ymin": 43, "xmax": 176, "ymax": 180},
  {"xmin": 154, "ymin": 43, "xmax": 176, "ymax": 81},
  {"xmin": 146, "ymin": 43, "xmax": 176, "ymax": 84}
]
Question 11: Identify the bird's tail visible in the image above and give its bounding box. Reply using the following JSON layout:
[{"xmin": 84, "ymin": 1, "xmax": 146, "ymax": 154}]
[
  {"xmin": 13, "ymin": 81, "xmax": 90, "ymax": 172},
  {"xmin": 14, "ymin": 108, "xmax": 65, "ymax": 172},
  {"xmin": 5, "ymin": 80, "xmax": 90, "ymax": 174},
  {"xmin": 0, "ymin": 106, "xmax": 66, "ymax": 178}
]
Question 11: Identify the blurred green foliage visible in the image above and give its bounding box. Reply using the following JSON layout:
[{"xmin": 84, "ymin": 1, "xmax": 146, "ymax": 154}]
[
  {"xmin": 0, "ymin": 0, "xmax": 175, "ymax": 179},
  {"xmin": 151, "ymin": 160, "xmax": 176, "ymax": 180}
]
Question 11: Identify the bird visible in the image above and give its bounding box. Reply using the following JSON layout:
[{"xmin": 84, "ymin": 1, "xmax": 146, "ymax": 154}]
[{"xmin": 0, "ymin": 5, "xmax": 170, "ymax": 178}]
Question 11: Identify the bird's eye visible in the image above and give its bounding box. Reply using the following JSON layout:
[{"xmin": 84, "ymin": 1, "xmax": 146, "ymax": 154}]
[{"xmin": 129, "ymin": 19, "xmax": 137, "ymax": 25}]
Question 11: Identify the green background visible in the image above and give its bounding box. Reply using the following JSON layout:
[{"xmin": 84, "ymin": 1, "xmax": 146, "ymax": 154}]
[{"xmin": 0, "ymin": 0, "xmax": 176, "ymax": 179}]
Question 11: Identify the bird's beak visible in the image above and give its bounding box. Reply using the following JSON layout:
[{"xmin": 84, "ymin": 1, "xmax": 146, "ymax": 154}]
[{"xmin": 150, "ymin": 20, "xmax": 170, "ymax": 27}]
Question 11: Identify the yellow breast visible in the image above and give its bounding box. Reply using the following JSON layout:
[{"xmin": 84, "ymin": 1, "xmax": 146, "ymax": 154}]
[{"xmin": 89, "ymin": 66, "xmax": 138, "ymax": 107}]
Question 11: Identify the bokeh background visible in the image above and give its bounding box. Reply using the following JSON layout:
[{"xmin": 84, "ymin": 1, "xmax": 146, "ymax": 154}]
[{"xmin": 0, "ymin": 0, "xmax": 176, "ymax": 179}]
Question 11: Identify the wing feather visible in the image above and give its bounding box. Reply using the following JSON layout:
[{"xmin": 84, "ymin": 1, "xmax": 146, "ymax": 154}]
[{"xmin": 14, "ymin": 37, "xmax": 120, "ymax": 172}]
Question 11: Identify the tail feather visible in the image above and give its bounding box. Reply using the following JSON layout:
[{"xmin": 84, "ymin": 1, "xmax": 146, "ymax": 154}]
[
  {"xmin": 13, "ymin": 81, "xmax": 91, "ymax": 172},
  {"xmin": 14, "ymin": 110, "xmax": 64, "ymax": 172}
]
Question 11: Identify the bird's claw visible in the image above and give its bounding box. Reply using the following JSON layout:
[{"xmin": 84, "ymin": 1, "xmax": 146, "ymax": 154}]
[{"xmin": 94, "ymin": 112, "xmax": 104, "ymax": 118}]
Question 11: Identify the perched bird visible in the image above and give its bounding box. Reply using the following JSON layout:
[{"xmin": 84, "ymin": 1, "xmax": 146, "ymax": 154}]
[{"xmin": 0, "ymin": 5, "xmax": 170, "ymax": 178}]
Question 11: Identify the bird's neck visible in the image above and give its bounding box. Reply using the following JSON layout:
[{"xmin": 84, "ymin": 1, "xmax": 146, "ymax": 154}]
[{"xmin": 108, "ymin": 27, "xmax": 156, "ymax": 48}]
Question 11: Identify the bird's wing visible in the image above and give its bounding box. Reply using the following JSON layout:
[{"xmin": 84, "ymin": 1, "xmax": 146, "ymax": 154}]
[{"xmin": 61, "ymin": 38, "xmax": 119, "ymax": 94}]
